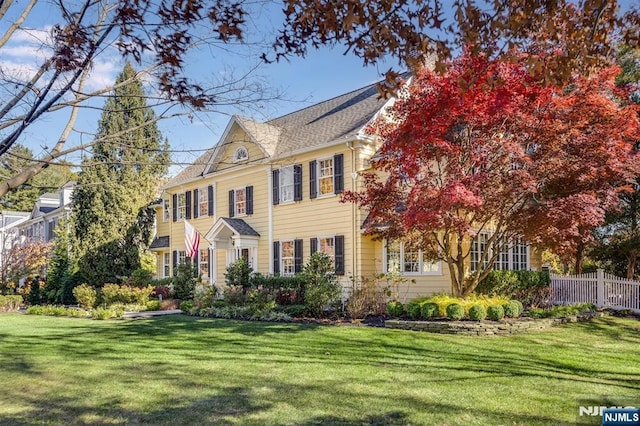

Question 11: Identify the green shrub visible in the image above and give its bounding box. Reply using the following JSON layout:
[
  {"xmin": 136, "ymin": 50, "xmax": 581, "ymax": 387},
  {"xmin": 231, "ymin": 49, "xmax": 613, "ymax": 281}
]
[
  {"xmin": 421, "ymin": 302, "xmax": 439, "ymax": 319},
  {"xmin": 0, "ymin": 295, "xmax": 22, "ymax": 312},
  {"xmin": 527, "ymin": 303, "xmax": 595, "ymax": 319},
  {"xmin": 487, "ymin": 304, "xmax": 505, "ymax": 321},
  {"xmin": 503, "ymin": 300, "xmax": 523, "ymax": 318},
  {"xmin": 223, "ymin": 285, "xmax": 247, "ymax": 306},
  {"xmin": 27, "ymin": 278, "xmax": 42, "ymax": 306},
  {"xmin": 512, "ymin": 300, "xmax": 524, "ymax": 317},
  {"xmin": 477, "ymin": 270, "xmax": 550, "ymax": 308},
  {"xmin": 303, "ymin": 252, "xmax": 341, "ymax": 317},
  {"xmin": 130, "ymin": 268, "xmax": 153, "ymax": 287},
  {"xmin": 225, "ymin": 258, "xmax": 253, "ymax": 289},
  {"xmin": 193, "ymin": 284, "xmax": 219, "ymax": 310},
  {"xmin": 73, "ymin": 284, "xmax": 97, "ymax": 309},
  {"xmin": 386, "ymin": 301, "xmax": 404, "ymax": 317},
  {"xmin": 468, "ymin": 304, "xmax": 487, "ymax": 321},
  {"xmin": 25, "ymin": 305, "xmax": 45, "ymax": 315},
  {"xmin": 277, "ymin": 304, "xmax": 307, "ymax": 318},
  {"xmin": 90, "ymin": 307, "xmax": 123, "ymax": 320},
  {"xmin": 146, "ymin": 300, "xmax": 161, "ymax": 311},
  {"xmin": 405, "ymin": 301, "xmax": 422, "ymax": 319},
  {"xmin": 25, "ymin": 305, "xmax": 88, "ymax": 318},
  {"xmin": 446, "ymin": 303, "xmax": 465, "ymax": 320},
  {"xmin": 426, "ymin": 293, "xmax": 463, "ymax": 316},
  {"xmin": 250, "ymin": 273, "xmax": 306, "ymax": 304},
  {"xmin": 101, "ymin": 283, "xmax": 121, "ymax": 306},
  {"xmin": 173, "ymin": 262, "xmax": 199, "ymax": 300},
  {"xmin": 180, "ymin": 300, "xmax": 194, "ymax": 312}
]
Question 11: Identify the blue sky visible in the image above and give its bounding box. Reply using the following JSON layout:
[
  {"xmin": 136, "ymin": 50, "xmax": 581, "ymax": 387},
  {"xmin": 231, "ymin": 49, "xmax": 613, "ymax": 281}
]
[{"xmin": 1, "ymin": 1, "xmax": 636, "ymax": 178}]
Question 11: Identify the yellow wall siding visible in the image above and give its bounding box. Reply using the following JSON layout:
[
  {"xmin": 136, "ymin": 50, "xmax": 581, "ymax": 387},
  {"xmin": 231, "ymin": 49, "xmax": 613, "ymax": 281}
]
[{"xmin": 215, "ymin": 126, "xmax": 268, "ymax": 172}]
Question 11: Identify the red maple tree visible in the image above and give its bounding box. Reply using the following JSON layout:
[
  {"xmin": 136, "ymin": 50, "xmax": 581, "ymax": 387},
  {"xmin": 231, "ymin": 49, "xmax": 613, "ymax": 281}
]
[{"xmin": 345, "ymin": 53, "xmax": 639, "ymax": 296}]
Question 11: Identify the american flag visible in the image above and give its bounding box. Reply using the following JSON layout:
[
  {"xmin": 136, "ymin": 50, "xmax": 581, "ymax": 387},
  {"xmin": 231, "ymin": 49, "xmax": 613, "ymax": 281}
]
[{"xmin": 184, "ymin": 220, "xmax": 200, "ymax": 259}]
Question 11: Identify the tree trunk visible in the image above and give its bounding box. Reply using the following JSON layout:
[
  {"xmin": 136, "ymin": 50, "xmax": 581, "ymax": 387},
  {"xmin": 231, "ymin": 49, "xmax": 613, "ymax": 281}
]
[
  {"xmin": 626, "ymin": 252, "xmax": 637, "ymax": 280},
  {"xmin": 574, "ymin": 244, "xmax": 584, "ymax": 274}
]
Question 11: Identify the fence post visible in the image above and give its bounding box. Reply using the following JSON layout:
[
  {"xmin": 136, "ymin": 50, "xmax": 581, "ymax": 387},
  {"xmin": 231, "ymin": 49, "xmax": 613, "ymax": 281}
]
[{"xmin": 596, "ymin": 268, "xmax": 605, "ymax": 308}]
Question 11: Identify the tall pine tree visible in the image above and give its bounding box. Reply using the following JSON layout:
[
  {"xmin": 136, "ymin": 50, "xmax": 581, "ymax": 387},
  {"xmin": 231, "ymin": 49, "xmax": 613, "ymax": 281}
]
[{"xmin": 71, "ymin": 62, "xmax": 169, "ymax": 284}]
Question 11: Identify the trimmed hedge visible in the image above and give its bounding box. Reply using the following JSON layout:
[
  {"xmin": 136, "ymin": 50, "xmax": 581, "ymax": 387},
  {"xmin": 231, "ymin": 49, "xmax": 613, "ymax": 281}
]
[
  {"xmin": 446, "ymin": 303, "xmax": 465, "ymax": 320},
  {"xmin": 476, "ymin": 270, "xmax": 550, "ymax": 308},
  {"xmin": 468, "ymin": 304, "xmax": 487, "ymax": 321},
  {"xmin": 487, "ymin": 304, "xmax": 505, "ymax": 321},
  {"xmin": 386, "ymin": 301, "xmax": 404, "ymax": 318}
]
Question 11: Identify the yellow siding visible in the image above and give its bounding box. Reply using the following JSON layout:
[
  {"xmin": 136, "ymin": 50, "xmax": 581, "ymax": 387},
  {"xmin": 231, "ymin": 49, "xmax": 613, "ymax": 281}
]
[{"xmin": 215, "ymin": 126, "xmax": 268, "ymax": 172}]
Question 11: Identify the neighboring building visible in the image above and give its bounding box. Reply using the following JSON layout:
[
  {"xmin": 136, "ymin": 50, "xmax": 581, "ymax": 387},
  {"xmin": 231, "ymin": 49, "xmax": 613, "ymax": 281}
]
[
  {"xmin": 17, "ymin": 181, "xmax": 75, "ymax": 243},
  {"xmin": 0, "ymin": 210, "xmax": 31, "ymax": 268},
  {"xmin": 151, "ymin": 82, "xmax": 541, "ymax": 301}
]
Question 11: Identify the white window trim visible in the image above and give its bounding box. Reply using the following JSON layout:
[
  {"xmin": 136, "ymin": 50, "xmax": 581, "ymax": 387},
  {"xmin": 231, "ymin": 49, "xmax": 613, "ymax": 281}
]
[
  {"xmin": 233, "ymin": 146, "xmax": 249, "ymax": 163},
  {"xmin": 316, "ymin": 157, "xmax": 335, "ymax": 198},
  {"xmin": 177, "ymin": 193, "xmax": 186, "ymax": 220},
  {"xmin": 163, "ymin": 253, "xmax": 171, "ymax": 278},
  {"xmin": 280, "ymin": 239, "xmax": 295, "ymax": 277},
  {"xmin": 279, "ymin": 165, "xmax": 295, "ymax": 204},
  {"xmin": 163, "ymin": 199, "xmax": 170, "ymax": 222},
  {"xmin": 198, "ymin": 248, "xmax": 209, "ymax": 278},
  {"xmin": 316, "ymin": 235, "xmax": 336, "ymax": 261},
  {"xmin": 198, "ymin": 187, "xmax": 208, "ymax": 217},
  {"xmin": 383, "ymin": 240, "xmax": 442, "ymax": 276},
  {"xmin": 471, "ymin": 233, "xmax": 530, "ymax": 272},
  {"xmin": 233, "ymin": 187, "xmax": 247, "ymax": 217}
]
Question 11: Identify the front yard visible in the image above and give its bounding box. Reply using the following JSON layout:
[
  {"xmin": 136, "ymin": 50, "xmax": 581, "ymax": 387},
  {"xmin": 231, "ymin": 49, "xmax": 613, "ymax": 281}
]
[{"xmin": 0, "ymin": 313, "xmax": 638, "ymax": 425}]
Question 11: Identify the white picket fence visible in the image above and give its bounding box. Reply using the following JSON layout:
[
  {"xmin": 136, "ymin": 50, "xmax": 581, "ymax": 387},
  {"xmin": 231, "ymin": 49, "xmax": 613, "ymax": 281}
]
[{"xmin": 550, "ymin": 269, "xmax": 640, "ymax": 313}]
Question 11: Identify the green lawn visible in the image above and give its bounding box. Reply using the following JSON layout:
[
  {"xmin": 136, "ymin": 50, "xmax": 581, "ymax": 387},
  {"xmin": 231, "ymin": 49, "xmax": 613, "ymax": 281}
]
[{"xmin": 0, "ymin": 314, "xmax": 638, "ymax": 425}]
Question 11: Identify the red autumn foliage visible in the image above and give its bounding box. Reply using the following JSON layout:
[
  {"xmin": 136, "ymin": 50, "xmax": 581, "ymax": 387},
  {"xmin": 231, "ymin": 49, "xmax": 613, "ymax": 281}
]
[{"xmin": 345, "ymin": 52, "xmax": 640, "ymax": 296}]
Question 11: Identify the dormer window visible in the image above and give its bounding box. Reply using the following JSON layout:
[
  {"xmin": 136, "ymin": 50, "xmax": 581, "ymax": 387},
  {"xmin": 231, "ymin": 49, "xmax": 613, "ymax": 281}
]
[{"xmin": 233, "ymin": 146, "xmax": 249, "ymax": 163}]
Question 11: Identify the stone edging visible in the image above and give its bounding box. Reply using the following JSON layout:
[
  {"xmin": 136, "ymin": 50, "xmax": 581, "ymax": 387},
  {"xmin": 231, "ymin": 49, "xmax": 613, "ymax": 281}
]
[{"xmin": 384, "ymin": 312, "xmax": 607, "ymax": 335}]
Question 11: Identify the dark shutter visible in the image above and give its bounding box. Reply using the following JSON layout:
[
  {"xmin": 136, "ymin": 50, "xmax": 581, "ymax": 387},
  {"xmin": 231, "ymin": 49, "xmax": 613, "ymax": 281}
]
[
  {"xmin": 335, "ymin": 235, "xmax": 345, "ymax": 275},
  {"xmin": 272, "ymin": 169, "xmax": 280, "ymax": 205},
  {"xmin": 273, "ymin": 241, "xmax": 280, "ymax": 274},
  {"xmin": 194, "ymin": 249, "xmax": 199, "ymax": 271},
  {"xmin": 294, "ymin": 164, "xmax": 302, "ymax": 201},
  {"xmin": 193, "ymin": 189, "xmax": 199, "ymax": 219},
  {"xmin": 309, "ymin": 160, "xmax": 317, "ymax": 199},
  {"xmin": 172, "ymin": 250, "xmax": 178, "ymax": 275},
  {"xmin": 294, "ymin": 239, "xmax": 303, "ymax": 274},
  {"xmin": 207, "ymin": 185, "xmax": 214, "ymax": 216},
  {"xmin": 310, "ymin": 237, "xmax": 318, "ymax": 255},
  {"xmin": 246, "ymin": 185, "xmax": 253, "ymax": 215},
  {"xmin": 228, "ymin": 190, "xmax": 235, "ymax": 217},
  {"xmin": 334, "ymin": 153, "xmax": 344, "ymax": 194},
  {"xmin": 185, "ymin": 191, "xmax": 192, "ymax": 219},
  {"xmin": 172, "ymin": 194, "xmax": 177, "ymax": 222}
]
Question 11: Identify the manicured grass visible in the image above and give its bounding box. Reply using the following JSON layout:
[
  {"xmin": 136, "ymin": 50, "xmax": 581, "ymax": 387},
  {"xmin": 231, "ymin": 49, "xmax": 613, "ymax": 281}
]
[{"xmin": 0, "ymin": 314, "xmax": 638, "ymax": 425}]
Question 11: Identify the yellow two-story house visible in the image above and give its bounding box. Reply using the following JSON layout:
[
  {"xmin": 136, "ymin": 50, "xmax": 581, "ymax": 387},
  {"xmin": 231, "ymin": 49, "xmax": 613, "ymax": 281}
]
[{"xmin": 150, "ymin": 80, "xmax": 540, "ymax": 301}]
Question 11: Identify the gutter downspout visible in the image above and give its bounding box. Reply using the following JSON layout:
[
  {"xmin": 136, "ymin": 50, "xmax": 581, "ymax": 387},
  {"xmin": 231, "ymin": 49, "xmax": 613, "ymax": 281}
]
[
  {"xmin": 347, "ymin": 141, "xmax": 358, "ymax": 285},
  {"xmin": 268, "ymin": 166, "xmax": 273, "ymax": 274}
]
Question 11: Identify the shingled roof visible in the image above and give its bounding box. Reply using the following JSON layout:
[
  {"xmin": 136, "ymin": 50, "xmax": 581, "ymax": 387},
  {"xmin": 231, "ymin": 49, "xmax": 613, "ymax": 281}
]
[
  {"xmin": 167, "ymin": 80, "xmax": 390, "ymax": 187},
  {"xmin": 267, "ymin": 82, "xmax": 387, "ymax": 158}
]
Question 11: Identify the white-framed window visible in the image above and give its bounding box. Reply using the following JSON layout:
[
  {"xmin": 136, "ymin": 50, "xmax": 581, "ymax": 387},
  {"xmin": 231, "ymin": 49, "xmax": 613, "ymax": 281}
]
[
  {"xmin": 318, "ymin": 158, "xmax": 334, "ymax": 196},
  {"xmin": 199, "ymin": 248, "xmax": 209, "ymax": 278},
  {"xmin": 178, "ymin": 250, "xmax": 186, "ymax": 265},
  {"xmin": 233, "ymin": 188, "xmax": 246, "ymax": 216},
  {"xmin": 318, "ymin": 236, "xmax": 335, "ymax": 262},
  {"xmin": 198, "ymin": 187, "xmax": 208, "ymax": 217},
  {"xmin": 163, "ymin": 253, "xmax": 170, "ymax": 278},
  {"xmin": 470, "ymin": 233, "xmax": 489, "ymax": 272},
  {"xmin": 281, "ymin": 240, "xmax": 295, "ymax": 276},
  {"xmin": 163, "ymin": 199, "xmax": 170, "ymax": 221},
  {"xmin": 279, "ymin": 166, "xmax": 295, "ymax": 203},
  {"xmin": 177, "ymin": 193, "xmax": 186, "ymax": 220},
  {"xmin": 472, "ymin": 234, "xmax": 529, "ymax": 272},
  {"xmin": 384, "ymin": 240, "xmax": 441, "ymax": 275},
  {"xmin": 233, "ymin": 146, "xmax": 249, "ymax": 163}
]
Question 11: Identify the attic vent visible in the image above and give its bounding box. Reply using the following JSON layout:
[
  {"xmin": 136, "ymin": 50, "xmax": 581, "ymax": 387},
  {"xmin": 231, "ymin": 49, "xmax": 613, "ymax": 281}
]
[{"xmin": 233, "ymin": 146, "xmax": 249, "ymax": 163}]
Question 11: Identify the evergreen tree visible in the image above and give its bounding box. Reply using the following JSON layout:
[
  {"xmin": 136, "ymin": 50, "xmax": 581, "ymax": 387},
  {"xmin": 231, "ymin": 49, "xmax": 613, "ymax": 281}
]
[
  {"xmin": 43, "ymin": 219, "xmax": 74, "ymax": 303},
  {"xmin": 0, "ymin": 144, "xmax": 76, "ymax": 211},
  {"xmin": 71, "ymin": 62, "xmax": 169, "ymax": 284}
]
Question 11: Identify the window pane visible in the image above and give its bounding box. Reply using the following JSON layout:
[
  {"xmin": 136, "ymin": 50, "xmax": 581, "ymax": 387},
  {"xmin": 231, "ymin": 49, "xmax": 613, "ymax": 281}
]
[
  {"xmin": 199, "ymin": 249, "xmax": 209, "ymax": 277},
  {"xmin": 422, "ymin": 252, "xmax": 439, "ymax": 273},
  {"xmin": 282, "ymin": 241, "xmax": 294, "ymax": 276},
  {"xmin": 280, "ymin": 166, "xmax": 294, "ymax": 202},
  {"xmin": 235, "ymin": 188, "xmax": 246, "ymax": 215},
  {"xmin": 318, "ymin": 159, "xmax": 334, "ymax": 195},
  {"xmin": 319, "ymin": 237, "xmax": 334, "ymax": 258},
  {"xmin": 199, "ymin": 188, "xmax": 208, "ymax": 216},
  {"xmin": 386, "ymin": 240, "xmax": 401, "ymax": 273},
  {"xmin": 404, "ymin": 246, "xmax": 419, "ymax": 273},
  {"xmin": 177, "ymin": 193, "xmax": 186, "ymax": 219}
]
